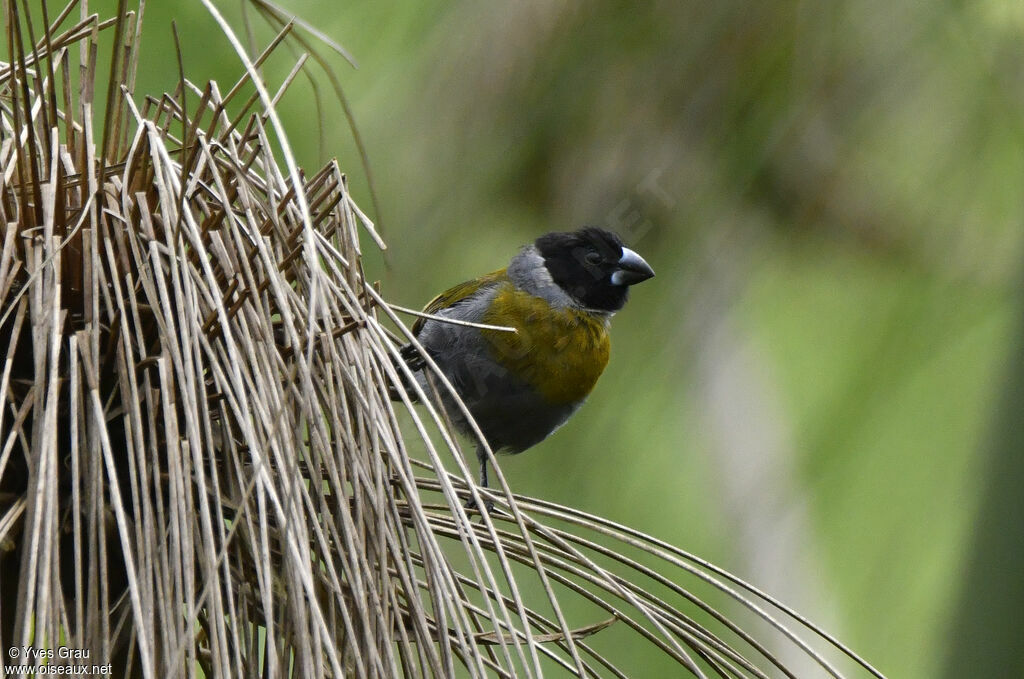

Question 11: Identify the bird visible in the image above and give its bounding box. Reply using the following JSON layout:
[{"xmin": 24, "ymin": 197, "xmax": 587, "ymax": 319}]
[{"xmin": 398, "ymin": 227, "xmax": 655, "ymax": 507}]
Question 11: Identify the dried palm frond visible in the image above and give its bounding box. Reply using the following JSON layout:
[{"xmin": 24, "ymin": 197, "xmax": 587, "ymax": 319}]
[{"xmin": 0, "ymin": 1, "xmax": 886, "ymax": 677}]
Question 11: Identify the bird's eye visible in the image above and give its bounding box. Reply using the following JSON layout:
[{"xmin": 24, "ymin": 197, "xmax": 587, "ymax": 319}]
[{"xmin": 584, "ymin": 251, "xmax": 602, "ymax": 265}]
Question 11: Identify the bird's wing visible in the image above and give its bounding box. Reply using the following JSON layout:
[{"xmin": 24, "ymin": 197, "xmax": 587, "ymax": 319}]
[{"xmin": 411, "ymin": 268, "xmax": 508, "ymax": 336}]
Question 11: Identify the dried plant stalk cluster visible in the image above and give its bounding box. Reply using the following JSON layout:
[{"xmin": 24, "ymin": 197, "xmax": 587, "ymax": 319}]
[{"xmin": 0, "ymin": 2, "xmax": 885, "ymax": 677}]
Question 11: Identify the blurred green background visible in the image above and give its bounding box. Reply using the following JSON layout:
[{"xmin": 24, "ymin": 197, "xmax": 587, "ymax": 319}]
[{"xmin": 124, "ymin": 1, "xmax": 1024, "ymax": 676}]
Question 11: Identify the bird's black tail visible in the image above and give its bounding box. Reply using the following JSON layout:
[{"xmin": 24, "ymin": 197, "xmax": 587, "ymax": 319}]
[{"xmin": 387, "ymin": 343, "xmax": 426, "ymax": 401}]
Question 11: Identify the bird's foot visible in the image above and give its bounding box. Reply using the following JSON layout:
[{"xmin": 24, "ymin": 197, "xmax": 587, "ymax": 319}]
[{"xmin": 464, "ymin": 494, "xmax": 494, "ymax": 515}]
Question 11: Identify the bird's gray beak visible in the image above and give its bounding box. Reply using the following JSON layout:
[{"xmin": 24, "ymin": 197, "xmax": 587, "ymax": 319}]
[{"xmin": 611, "ymin": 247, "xmax": 655, "ymax": 286}]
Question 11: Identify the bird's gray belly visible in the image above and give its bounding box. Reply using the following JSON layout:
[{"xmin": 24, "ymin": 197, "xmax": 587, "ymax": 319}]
[
  {"xmin": 414, "ymin": 296, "xmax": 582, "ymax": 452},
  {"xmin": 416, "ymin": 331, "xmax": 580, "ymax": 452},
  {"xmin": 440, "ymin": 375, "xmax": 580, "ymax": 453}
]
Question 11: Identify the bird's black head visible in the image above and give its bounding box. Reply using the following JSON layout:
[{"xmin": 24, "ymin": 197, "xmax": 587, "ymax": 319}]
[{"xmin": 535, "ymin": 227, "xmax": 655, "ymax": 312}]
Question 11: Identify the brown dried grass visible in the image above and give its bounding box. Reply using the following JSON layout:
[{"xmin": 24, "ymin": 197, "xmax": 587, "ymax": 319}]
[{"xmin": 0, "ymin": 1, "xmax": 886, "ymax": 677}]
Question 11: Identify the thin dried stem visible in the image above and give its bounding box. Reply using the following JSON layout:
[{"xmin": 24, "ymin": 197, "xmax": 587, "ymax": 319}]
[{"xmin": 0, "ymin": 2, "xmax": 887, "ymax": 677}]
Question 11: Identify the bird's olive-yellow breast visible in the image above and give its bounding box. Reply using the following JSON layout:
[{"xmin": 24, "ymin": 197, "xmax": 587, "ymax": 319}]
[{"xmin": 482, "ymin": 282, "xmax": 611, "ymax": 405}]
